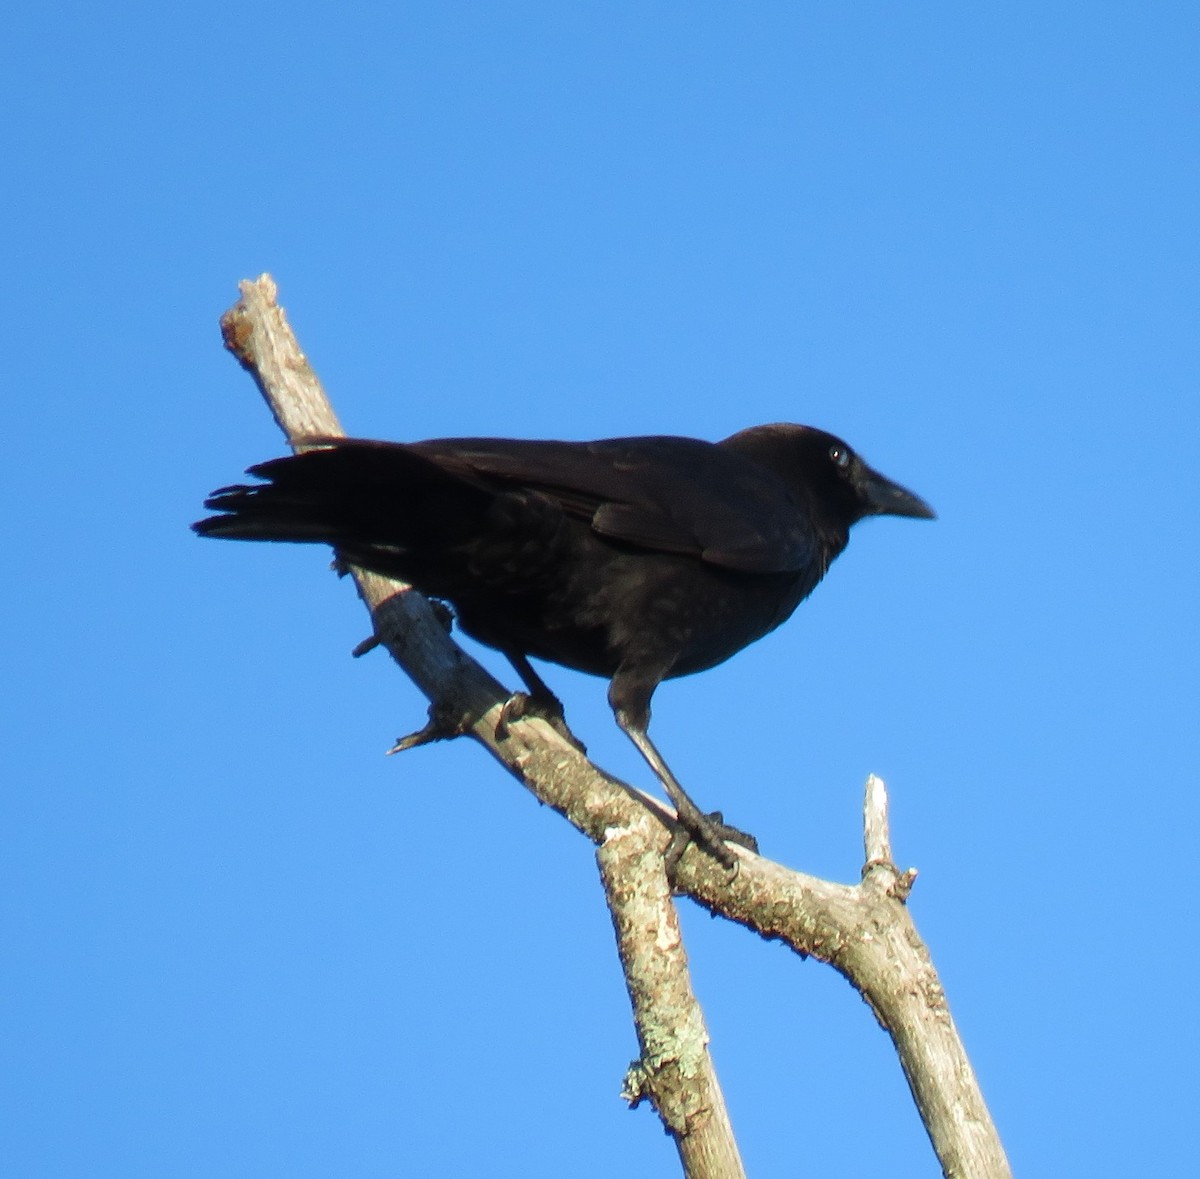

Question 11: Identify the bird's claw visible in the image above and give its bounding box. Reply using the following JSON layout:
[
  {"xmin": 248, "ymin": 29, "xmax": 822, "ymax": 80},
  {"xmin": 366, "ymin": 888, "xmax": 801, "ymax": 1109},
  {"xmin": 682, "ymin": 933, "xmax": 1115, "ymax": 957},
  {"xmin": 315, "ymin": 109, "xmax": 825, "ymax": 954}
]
[
  {"xmin": 702, "ymin": 810, "xmax": 759, "ymax": 854},
  {"xmin": 496, "ymin": 691, "xmax": 587, "ymax": 754},
  {"xmin": 664, "ymin": 809, "xmax": 758, "ymax": 878}
]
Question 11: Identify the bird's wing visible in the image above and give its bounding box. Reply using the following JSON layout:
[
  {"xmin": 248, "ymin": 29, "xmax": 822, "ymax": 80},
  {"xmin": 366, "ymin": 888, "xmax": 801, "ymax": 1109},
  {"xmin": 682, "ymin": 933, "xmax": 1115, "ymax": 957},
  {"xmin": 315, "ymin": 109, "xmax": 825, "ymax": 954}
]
[{"xmin": 409, "ymin": 436, "xmax": 817, "ymax": 574}]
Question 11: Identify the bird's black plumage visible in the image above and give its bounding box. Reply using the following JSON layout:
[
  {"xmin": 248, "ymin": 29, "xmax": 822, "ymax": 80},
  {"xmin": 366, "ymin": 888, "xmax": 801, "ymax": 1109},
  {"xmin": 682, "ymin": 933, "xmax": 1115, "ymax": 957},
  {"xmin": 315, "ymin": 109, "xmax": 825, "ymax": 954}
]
[{"xmin": 195, "ymin": 424, "xmax": 934, "ymax": 864}]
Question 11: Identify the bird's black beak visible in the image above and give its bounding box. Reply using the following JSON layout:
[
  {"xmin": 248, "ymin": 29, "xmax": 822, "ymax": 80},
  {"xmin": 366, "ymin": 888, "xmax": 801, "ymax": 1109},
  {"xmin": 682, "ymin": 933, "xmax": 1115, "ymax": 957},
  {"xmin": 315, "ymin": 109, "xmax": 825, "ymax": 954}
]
[{"xmin": 860, "ymin": 466, "xmax": 937, "ymax": 520}]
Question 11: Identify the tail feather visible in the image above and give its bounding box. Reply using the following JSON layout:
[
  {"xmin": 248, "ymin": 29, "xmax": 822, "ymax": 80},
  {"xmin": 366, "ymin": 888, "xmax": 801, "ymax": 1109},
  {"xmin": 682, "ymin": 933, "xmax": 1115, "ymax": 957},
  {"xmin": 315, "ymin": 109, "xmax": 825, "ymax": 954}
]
[{"xmin": 193, "ymin": 439, "xmax": 492, "ymax": 555}]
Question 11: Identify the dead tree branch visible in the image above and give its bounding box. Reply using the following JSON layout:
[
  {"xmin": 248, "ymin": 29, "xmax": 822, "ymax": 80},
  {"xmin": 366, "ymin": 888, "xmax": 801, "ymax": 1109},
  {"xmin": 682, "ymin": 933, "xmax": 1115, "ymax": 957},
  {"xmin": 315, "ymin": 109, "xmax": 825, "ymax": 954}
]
[
  {"xmin": 599, "ymin": 816, "xmax": 746, "ymax": 1178},
  {"xmin": 213, "ymin": 274, "xmax": 1010, "ymax": 1179}
]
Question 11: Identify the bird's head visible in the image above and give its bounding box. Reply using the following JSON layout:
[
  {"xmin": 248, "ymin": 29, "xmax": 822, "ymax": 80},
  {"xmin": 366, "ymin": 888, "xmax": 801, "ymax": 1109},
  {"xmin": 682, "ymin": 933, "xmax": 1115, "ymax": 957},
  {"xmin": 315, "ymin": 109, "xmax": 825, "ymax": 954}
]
[{"xmin": 721, "ymin": 423, "xmax": 936, "ymax": 540}]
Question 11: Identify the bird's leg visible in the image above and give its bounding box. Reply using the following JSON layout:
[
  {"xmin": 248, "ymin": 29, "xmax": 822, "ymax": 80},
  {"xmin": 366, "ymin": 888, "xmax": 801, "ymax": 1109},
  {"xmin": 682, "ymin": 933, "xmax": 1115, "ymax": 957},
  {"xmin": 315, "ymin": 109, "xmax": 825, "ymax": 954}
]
[
  {"xmin": 619, "ymin": 720, "xmax": 759, "ymax": 871},
  {"xmin": 609, "ymin": 673, "xmax": 758, "ymax": 872},
  {"xmin": 496, "ymin": 651, "xmax": 586, "ymax": 753}
]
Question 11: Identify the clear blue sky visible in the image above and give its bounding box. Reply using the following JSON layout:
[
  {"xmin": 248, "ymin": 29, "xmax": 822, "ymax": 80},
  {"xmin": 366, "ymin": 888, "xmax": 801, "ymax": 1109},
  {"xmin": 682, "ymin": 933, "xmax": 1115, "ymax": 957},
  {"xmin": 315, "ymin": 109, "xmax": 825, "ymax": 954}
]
[{"xmin": 3, "ymin": 4, "xmax": 1196, "ymax": 1175}]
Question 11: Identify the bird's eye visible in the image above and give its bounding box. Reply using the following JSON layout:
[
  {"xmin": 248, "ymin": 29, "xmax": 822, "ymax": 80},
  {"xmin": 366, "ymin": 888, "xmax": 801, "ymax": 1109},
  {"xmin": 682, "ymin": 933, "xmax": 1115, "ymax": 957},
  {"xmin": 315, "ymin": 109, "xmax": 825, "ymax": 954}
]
[{"xmin": 829, "ymin": 445, "xmax": 851, "ymax": 469}]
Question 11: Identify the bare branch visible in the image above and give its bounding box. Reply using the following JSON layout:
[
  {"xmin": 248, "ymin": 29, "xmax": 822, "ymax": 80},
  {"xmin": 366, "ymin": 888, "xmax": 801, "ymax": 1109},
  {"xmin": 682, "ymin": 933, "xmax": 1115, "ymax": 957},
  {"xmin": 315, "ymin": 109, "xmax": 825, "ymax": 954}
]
[
  {"xmin": 215, "ymin": 274, "xmax": 1011, "ymax": 1179},
  {"xmin": 599, "ymin": 820, "xmax": 746, "ymax": 1179},
  {"xmin": 864, "ymin": 771, "xmax": 893, "ymax": 867}
]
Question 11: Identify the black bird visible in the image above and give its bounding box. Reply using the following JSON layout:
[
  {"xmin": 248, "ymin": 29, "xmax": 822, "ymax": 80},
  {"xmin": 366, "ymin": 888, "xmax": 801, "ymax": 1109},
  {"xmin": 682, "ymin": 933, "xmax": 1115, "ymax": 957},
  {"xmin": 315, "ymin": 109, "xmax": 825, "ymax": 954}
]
[{"xmin": 194, "ymin": 426, "xmax": 934, "ymax": 864}]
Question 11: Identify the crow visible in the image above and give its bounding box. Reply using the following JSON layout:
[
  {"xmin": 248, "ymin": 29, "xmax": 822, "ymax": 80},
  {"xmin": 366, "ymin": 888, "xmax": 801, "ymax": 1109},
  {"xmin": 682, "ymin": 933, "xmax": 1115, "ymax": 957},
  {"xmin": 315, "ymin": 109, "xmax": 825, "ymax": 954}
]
[{"xmin": 194, "ymin": 425, "xmax": 934, "ymax": 865}]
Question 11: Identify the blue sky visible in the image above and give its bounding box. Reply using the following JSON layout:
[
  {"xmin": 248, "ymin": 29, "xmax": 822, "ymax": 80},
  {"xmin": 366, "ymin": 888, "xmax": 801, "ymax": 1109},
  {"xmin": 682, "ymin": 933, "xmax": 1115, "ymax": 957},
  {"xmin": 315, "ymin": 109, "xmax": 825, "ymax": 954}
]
[{"xmin": 2, "ymin": 4, "xmax": 1196, "ymax": 1175}]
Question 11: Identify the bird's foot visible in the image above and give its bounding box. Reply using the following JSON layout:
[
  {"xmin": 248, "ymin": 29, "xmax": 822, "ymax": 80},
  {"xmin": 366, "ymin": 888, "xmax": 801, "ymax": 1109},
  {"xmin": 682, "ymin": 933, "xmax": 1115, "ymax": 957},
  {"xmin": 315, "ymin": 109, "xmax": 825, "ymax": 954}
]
[
  {"xmin": 388, "ymin": 700, "xmax": 471, "ymax": 754},
  {"xmin": 496, "ymin": 691, "xmax": 587, "ymax": 754},
  {"xmin": 665, "ymin": 808, "xmax": 759, "ymax": 876}
]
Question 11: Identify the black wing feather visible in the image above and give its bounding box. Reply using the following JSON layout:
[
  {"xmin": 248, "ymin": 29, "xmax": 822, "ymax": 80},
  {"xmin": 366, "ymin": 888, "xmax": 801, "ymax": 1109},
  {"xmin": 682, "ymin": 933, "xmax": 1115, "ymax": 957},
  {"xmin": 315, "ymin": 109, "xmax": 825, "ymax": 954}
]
[{"xmin": 409, "ymin": 435, "xmax": 816, "ymax": 574}]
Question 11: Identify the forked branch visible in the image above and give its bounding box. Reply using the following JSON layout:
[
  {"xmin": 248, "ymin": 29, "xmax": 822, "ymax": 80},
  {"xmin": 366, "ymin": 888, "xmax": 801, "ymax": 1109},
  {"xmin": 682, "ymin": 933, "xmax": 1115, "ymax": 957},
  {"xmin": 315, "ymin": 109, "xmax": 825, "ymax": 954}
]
[{"xmin": 214, "ymin": 275, "xmax": 1010, "ymax": 1179}]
